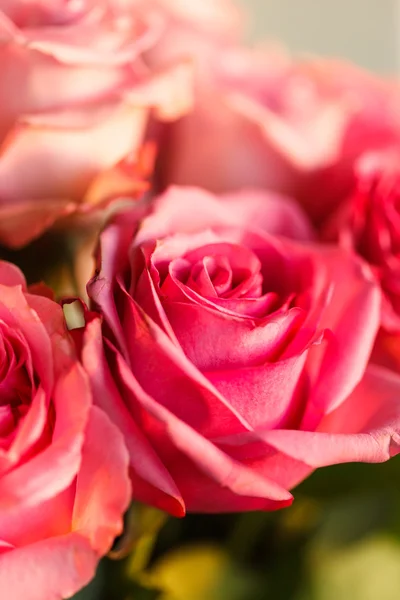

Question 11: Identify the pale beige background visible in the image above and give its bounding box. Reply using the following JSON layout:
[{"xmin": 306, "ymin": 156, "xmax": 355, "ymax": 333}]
[{"xmin": 237, "ymin": 0, "xmax": 398, "ymax": 73}]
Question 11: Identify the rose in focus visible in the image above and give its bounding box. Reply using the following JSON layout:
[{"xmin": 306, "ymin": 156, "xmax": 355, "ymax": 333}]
[
  {"xmin": 158, "ymin": 47, "xmax": 400, "ymax": 224},
  {"xmin": 0, "ymin": 0, "xmax": 192, "ymax": 247},
  {"xmin": 81, "ymin": 186, "xmax": 400, "ymax": 516},
  {"xmin": 0, "ymin": 261, "xmax": 130, "ymax": 600}
]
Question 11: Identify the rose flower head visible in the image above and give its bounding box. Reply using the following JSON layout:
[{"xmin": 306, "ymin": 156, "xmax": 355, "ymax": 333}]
[
  {"xmin": 0, "ymin": 261, "xmax": 130, "ymax": 600},
  {"xmin": 80, "ymin": 186, "xmax": 400, "ymax": 516},
  {"xmin": 0, "ymin": 0, "xmax": 192, "ymax": 247},
  {"xmin": 158, "ymin": 46, "xmax": 400, "ymax": 224}
]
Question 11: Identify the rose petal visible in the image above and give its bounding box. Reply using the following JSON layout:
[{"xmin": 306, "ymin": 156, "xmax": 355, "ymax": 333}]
[
  {"xmin": 72, "ymin": 406, "xmax": 131, "ymax": 556},
  {"xmin": 0, "ymin": 364, "xmax": 90, "ymax": 510},
  {"xmin": 260, "ymin": 365, "xmax": 400, "ymax": 466},
  {"xmin": 303, "ymin": 248, "xmax": 381, "ymax": 428},
  {"xmin": 81, "ymin": 315, "xmax": 185, "ymax": 517},
  {"xmin": 136, "ymin": 186, "xmax": 312, "ymax": 245},
  {"xmin": 0, "ymin": 532, "xmax": 99, "ymax": 600},
  {"xmin": 115, "ymin": 353, "xmax": 293, "ymax": 513}
]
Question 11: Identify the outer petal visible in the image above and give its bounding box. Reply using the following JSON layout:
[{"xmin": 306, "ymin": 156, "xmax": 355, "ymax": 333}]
[
  {"xmin": 259, "ymin": 365, "xmax": 400, "ymax": 466},
  {"xmin": 302, "ymin": 247, "xmax": 381, "ymax": 428},
  {"xmin": 81, "ymin": 314, "xmax": 186, "ymax": 517},
  {"xmin": 0, "ymin": 485, "xmax": 74, "ymax": 548},
  {"xmin": 0, "ymin": 44, "xmax": 135, "ymax": 124},
  {"xmin": 136, "ymin": 186, "xmax": 312, "ymax": 245},
  {"xmin": 88, "ymin": 201, "xmax": 150, "ymax": 356},
  {"xmin": 220, "ymin": 188, "xmax": 313, "ymax": 241},
  {"xmin": 72, "ymin": 406, "xmax": 131, "ymax": 556},
  {"xmin": 0, "ymin": 103, "xmax": 147, "ymax": 203},
  {"xmin": 0, "ymin": 533, "xmax": 98, "ymax": 600},
  {"xmin": 0, "ymin": 404, "xmax": 131, "ymax": 600},
  {"xmin": 115, "ymin": 351, "xmax": 293, "ymax": 513}
]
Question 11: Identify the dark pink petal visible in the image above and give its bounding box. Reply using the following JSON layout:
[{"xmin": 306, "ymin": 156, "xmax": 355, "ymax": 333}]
[
  {"xmin": 116, "ymin": 285, "xmax": 253, "ymax": 438},
  {"xmin": 81, "ymin": 315, "xmax": 185, "ymax": 517},
  {"xmin": 163, "ymin": 300, "xmax": 306, "ymax": 369},
  {"xmin": 206, "ymin": 350, "xmax": 309, "ymax": 430}
]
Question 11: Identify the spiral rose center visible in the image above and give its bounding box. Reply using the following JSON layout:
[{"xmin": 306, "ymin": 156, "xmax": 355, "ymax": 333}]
[
  {"xmin": 174, "ymin": 243, "xmax": 264, "ymax": 300},
  {"xmin": 0, "ymin": 333, "xmax": 32, "ymax": 442}
]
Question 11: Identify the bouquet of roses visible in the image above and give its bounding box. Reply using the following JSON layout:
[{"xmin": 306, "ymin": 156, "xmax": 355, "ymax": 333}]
[{"xmin": 1, "ymin": 1, "xmax": 400, "ymax": 599}]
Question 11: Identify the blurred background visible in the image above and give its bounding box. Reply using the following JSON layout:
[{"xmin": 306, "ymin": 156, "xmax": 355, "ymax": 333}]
[
  {"xmin": 238, "ymin": 0, "xmax": 399, "ymax": 73},
  {"xmin": 72, "ymin": 2, "xmax": 400, "ymax": 599}
]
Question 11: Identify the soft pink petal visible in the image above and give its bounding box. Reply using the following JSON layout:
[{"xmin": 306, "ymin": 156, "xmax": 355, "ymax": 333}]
[
  {"xmin": 0, "ymin": 532, "xmax": 100, "ymax": 600},
  {"xmin": 0, "ymin": 103, "xmax": 147, "ymax": 202},
  {"xmin": 136, "ymin": 186, "xmax": 312, "ymax": 245},
  {"xmin": 72, "ymin": 406, "xmax": 131, "ymax": 556},
  {"xmin": 0, "ymin": 44, "xmax": 135, "ymax": 125},
  {"xmin": 0, "ymin": 486, "xmax": 74, "ymax": 548},
  {"xmin": 0, "ymin": 364, "xmax": 90, "ymax": 510}
]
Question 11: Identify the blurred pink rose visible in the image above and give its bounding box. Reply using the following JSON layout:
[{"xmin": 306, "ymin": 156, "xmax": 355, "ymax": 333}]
[
  {"xmin": 0, "ymin": 261, "xmax": 130, "ymax": 599},
  {"xmin": 80, "ymin": 186, "xmax": 400, "ymax": 516},
  {"xmin": 158, "ymin": 47, "xmax": 400, "ymax": 224},
  {"xmin": 325, "ymin": 151, "xmax": 400, "ymax": 333},
  {"xmin": 0, "ymin": 0, "xmax": 192, "ymax": 247}
]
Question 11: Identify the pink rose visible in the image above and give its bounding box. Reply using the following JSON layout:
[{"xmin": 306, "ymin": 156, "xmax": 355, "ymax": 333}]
[
  {"xmin": 81, "ymin": 186, "xmax": 400, "ymax": 516},
  {"xmin": 0, "ymin": 0, "xmax": 192, "ymax": 247},
  {"xmin": 325, "ymin": 151, "xmax": 400, "ymax": 333},
  {"xmin": 0, "ymin": 261, "xmax": 130, "ymax": 599},
  {"xmin": 158, "ymin": 47, "xmax": 400, "ymax": 224}
]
